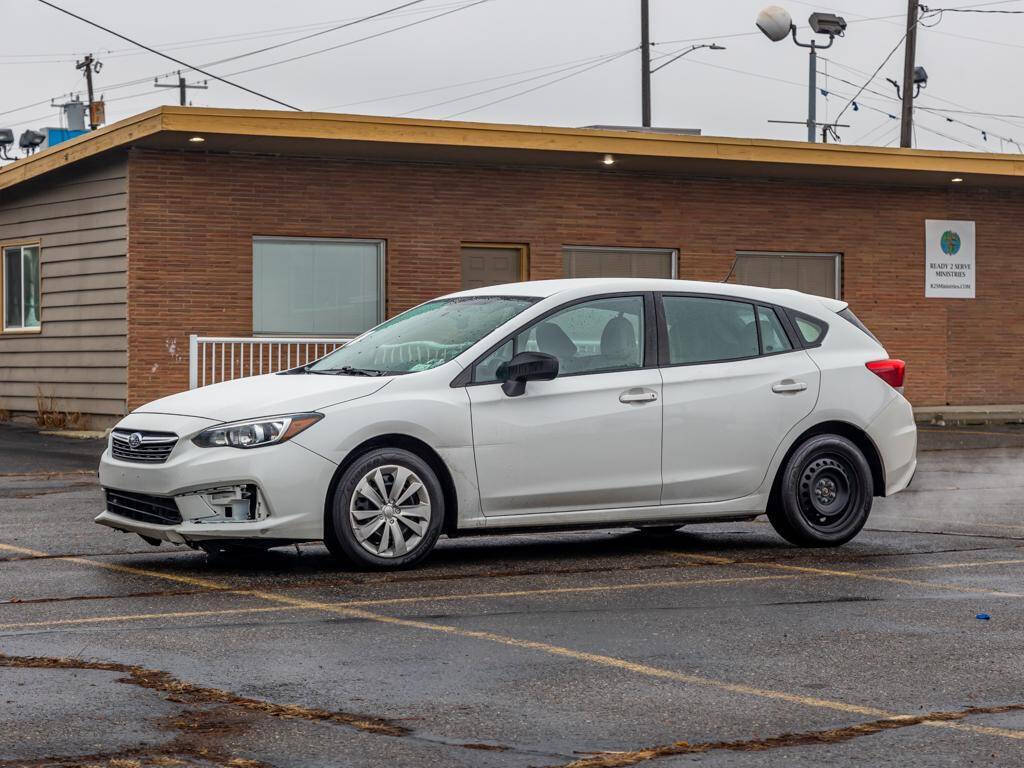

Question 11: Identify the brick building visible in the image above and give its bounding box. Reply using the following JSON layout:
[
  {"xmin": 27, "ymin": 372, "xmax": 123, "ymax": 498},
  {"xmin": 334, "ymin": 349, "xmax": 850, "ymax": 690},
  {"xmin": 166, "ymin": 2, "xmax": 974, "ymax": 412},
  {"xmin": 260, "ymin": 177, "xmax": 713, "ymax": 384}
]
[{"xmin": 1, "ymin": 105, "xmax": 1022, "ymax": 427}]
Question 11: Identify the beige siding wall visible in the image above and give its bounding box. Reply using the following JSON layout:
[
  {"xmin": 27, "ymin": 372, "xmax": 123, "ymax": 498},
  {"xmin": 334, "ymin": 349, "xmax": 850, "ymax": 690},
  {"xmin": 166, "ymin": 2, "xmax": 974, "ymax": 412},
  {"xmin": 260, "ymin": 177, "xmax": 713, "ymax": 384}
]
[{"xmin": 0, "ymin": 154, "xmax": 127, "ymax": 426}]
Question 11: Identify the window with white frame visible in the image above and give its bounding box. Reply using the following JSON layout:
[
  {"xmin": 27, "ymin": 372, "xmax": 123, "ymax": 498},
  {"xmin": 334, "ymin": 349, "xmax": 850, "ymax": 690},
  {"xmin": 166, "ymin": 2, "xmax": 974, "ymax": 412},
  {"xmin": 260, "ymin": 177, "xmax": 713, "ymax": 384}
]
[
  {"xmin": 3, "ymin": 244, "xmax": 41, "ymax": 331},
  {"xmin": 253, "ymin": 237, "xmax": 385, "ymax": 336},
  {"xmin": 562, "ymin": 246, "xmax": 676, "ymax": 279}
]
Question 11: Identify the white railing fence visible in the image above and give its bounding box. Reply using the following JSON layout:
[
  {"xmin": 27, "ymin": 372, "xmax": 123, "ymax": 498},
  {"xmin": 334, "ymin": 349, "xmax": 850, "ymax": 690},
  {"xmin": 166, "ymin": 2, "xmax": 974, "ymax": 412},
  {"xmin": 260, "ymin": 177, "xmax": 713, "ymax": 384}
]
[{"xmin": 188, "ymin": 335, "xmax": 351, "ymax": 389}]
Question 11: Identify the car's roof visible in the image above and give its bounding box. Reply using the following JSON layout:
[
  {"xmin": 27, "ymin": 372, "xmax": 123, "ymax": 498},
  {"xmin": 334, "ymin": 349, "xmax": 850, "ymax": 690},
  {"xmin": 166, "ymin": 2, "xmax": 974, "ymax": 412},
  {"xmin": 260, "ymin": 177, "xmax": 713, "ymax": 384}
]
[{"xmin": 447, "ymin": 278, "xmax": 847, "ymax": 314}]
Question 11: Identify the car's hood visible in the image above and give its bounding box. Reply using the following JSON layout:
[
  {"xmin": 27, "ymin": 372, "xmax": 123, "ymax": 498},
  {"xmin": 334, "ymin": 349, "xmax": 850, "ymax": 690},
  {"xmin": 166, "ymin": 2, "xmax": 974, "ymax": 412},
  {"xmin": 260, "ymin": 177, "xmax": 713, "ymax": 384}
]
[{"xmin": 134, "ymin": 372, "xmax": 391, "ymax": 422}]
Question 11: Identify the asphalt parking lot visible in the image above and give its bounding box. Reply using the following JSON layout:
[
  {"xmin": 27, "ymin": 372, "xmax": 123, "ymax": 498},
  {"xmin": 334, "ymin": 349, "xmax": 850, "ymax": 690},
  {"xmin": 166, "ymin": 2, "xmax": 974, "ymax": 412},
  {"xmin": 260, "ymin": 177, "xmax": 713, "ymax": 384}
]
[{"xmin": 2, "ymin": 423, "xmax": 1024, "ymax": 767}]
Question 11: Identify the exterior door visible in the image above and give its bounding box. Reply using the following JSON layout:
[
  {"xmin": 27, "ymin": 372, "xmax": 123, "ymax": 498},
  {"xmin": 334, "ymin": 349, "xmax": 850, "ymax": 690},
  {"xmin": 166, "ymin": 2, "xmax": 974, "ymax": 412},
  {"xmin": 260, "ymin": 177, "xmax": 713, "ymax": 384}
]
[
  {"xmin": 466, "ymin": 294, "xmax": 662, "ymax": 516},
  {"xmin": 461, "ymin": 244, "xmax": 526, "ymax": 289},
  {"xmin": 658, "ymin": 295, "xmax": 820, "ymax": 504}
]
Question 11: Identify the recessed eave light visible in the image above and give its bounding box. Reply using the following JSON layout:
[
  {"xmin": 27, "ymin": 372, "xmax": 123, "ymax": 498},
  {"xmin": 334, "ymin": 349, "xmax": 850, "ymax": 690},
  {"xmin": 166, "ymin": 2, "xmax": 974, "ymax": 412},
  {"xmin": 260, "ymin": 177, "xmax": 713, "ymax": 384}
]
[
  {"xmin": 951, "ymin": 177, "xmax": 964, "ymax": 183},
  {"xmin": 602, "ymin": 154, "xmax": 615, "ymax": 166},
  {"xmin": 188, "ymin": 136, "xmax": 205, "ymax": 143}
]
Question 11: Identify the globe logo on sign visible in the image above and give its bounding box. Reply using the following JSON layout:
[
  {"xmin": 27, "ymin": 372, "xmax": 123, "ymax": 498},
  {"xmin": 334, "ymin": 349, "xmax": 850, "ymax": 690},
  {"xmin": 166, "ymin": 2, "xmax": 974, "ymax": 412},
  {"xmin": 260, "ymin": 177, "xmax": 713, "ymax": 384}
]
[{"xmin": 940, "ymin": 230, "xmax": 961, "ymax": 256}]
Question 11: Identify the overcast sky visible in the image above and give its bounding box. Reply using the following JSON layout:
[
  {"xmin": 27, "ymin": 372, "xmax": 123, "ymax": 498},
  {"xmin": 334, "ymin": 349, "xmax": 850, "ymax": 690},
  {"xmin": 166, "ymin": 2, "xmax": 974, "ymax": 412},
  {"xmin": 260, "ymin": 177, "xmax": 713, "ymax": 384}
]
[{"xmin": 3, "ymin": 0, "xmax": 1023, "ymax": 154}]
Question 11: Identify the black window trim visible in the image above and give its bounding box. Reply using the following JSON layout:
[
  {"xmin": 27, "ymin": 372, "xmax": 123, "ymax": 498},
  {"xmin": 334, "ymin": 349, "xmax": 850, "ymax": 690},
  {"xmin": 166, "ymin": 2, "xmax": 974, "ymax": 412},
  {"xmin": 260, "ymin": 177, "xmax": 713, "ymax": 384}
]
[
  {"xmin": 784, "ymin": 308, "xmax": 830, "ymax": 349},
  {"xmin": 451, "ymin": 291, "xmax": 658, "ymax": 388},
  {"xmin": 655, "ymin": 291, "xmax": 803, "ymax": 369}
]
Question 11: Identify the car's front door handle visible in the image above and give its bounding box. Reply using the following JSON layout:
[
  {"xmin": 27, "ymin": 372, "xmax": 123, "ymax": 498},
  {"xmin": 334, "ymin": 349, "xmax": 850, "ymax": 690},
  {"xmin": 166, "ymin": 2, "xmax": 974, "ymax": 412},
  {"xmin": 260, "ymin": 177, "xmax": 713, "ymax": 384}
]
[
  {"xmin": 619, "ymin": 389, "xmax": 658, "ymax": 404},
  {"xmin": 772, "ymin": 380, "xmax": 808, "ymax": 394}
]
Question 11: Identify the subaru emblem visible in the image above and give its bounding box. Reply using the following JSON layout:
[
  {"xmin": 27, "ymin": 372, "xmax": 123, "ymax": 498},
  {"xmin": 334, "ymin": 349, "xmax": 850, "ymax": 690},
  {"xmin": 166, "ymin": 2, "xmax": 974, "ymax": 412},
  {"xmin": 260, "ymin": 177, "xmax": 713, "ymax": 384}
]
[{"xmin": 128, "ymin": 432, "xmax": 142, "ymax": 449}]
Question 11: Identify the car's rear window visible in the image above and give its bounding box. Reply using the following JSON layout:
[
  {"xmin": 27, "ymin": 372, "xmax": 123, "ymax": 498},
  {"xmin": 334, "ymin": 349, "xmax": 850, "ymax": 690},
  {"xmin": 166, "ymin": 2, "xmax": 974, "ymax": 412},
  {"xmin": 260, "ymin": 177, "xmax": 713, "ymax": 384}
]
[{"xmin": 838, "ymin": 308, "xmax": 879, "ymax": 343}]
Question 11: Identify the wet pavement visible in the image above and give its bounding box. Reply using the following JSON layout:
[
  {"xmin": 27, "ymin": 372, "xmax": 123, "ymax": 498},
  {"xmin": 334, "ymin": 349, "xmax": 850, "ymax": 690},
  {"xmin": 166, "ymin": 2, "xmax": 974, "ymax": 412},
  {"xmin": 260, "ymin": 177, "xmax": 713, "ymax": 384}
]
[{"xmin": 1, "ymin": 423, "xmax": 1023, "ymax": 767}]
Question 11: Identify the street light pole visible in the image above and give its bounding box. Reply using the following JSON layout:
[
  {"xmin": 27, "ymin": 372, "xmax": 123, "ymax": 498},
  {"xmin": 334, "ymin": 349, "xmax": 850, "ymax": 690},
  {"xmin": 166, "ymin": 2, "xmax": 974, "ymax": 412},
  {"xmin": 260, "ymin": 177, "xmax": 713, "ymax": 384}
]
[
  {"xmin": 641, "ymin": 0, "xmax": 651, "ymax": 128},
  {"xmin": 806, "ymin": 42, "xmax": 817, "ymax": 143}
]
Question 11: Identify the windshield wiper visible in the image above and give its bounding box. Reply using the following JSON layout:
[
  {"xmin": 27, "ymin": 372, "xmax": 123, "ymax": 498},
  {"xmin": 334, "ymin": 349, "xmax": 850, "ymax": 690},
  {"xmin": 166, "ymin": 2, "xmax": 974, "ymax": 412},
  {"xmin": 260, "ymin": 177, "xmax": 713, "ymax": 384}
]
[{"xmin": 312, "ymin": 366, "xmax": 388, "ymax": 377}]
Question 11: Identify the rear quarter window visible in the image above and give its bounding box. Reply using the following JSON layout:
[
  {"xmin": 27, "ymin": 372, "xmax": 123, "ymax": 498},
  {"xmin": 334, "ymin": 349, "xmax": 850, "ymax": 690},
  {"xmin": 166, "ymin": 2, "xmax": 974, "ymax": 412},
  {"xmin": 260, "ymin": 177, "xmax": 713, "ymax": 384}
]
[{"xmin": 787, "ymin": 311, "xmax": 828, "ymax": 347}]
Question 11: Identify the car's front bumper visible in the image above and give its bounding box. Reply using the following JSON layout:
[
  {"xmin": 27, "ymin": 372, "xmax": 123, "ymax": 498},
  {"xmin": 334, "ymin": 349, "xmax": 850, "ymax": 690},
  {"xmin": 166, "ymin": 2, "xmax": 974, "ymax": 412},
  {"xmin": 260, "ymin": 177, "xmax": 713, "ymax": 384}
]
[{"xmin": 96, "ymin": 413, "xmax": 338, "ymax": 545}]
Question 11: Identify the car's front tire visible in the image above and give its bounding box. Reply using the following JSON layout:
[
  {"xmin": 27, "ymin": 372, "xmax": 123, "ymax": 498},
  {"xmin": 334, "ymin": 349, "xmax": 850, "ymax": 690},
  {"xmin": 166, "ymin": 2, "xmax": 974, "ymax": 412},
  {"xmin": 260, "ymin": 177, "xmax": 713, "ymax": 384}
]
[
  {"xmin": 767, "ymin": 434, "xmax": 873, "ymax": 547},
  {"xmin": 327, "ymin": 448, "xmax": 444, "ymax": 570}
]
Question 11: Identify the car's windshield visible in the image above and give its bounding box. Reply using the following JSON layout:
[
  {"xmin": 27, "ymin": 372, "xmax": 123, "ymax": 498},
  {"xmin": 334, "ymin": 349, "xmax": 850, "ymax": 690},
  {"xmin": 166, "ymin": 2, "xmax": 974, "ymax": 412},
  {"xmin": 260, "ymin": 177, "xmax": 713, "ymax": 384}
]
[{"xmin": 307, "ymin": 296, "xmax": 538, "ymax": 375}]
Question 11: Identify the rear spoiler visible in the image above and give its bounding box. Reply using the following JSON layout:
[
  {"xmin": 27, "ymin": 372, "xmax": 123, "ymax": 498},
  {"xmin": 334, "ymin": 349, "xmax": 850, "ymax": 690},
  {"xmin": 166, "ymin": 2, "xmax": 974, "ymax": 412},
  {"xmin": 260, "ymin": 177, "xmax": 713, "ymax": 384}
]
[{"xmin": 770, "ymin": 289, "xmax": 848, "ymax": 314}]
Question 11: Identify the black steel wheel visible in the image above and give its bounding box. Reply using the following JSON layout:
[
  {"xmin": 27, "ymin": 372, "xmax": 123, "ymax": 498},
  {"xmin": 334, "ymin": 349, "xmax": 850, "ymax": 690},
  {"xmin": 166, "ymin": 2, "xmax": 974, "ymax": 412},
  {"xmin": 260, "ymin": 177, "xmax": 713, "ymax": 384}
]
[{"xmin": 768, "ymin": 434, "xmax": 873, "ymax": 547}]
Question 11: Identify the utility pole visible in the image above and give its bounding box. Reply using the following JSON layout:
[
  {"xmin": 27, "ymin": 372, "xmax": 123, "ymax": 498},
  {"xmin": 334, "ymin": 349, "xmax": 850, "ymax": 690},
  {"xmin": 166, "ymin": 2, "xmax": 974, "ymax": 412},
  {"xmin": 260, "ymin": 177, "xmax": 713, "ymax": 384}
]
[
  {"xmin": 640, "ymin": 0, "xmax": 651, "ymax": 128},
  {"xmin": 154, "ymin": 73, "xmax": 208, "ymax": 106},
  {"xmin": 76, "ymin": 54, "xmax": 101, "ymax": 130},
  {"xmin": 899, "ymin": 0, "xmax": 919, "ymax": 148}
]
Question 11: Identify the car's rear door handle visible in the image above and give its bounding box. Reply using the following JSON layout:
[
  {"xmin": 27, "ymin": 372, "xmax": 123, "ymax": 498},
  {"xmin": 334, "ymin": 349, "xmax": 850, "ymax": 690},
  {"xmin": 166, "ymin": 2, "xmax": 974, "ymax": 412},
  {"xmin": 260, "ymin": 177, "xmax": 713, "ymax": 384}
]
[
  {"xmin": 619, "ymin": 389, "xmax": 658, "ymax": 404},
  {"xmin": 772, "ymin": 380, "xmax": 808, "ymax": 394}
]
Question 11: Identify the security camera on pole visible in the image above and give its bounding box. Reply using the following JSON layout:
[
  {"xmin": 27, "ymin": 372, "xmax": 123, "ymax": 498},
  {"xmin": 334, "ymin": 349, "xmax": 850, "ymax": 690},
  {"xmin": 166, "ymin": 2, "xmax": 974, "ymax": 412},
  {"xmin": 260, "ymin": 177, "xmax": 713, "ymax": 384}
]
[{"xmin": 757, "ymin": 6, "xmax": 848, "ymax": 143}]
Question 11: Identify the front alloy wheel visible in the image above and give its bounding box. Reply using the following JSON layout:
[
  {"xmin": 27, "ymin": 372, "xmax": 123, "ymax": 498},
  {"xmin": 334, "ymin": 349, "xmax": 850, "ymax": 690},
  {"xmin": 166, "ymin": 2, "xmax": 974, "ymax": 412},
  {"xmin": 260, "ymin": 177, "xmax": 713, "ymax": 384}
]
[
  {"xmin": 349, "ymin": 464, "xmax": 432, "ymax": 558},
  {"xmin": 327, "ymin": 448, "xmax": 444, "ymax": 569}
]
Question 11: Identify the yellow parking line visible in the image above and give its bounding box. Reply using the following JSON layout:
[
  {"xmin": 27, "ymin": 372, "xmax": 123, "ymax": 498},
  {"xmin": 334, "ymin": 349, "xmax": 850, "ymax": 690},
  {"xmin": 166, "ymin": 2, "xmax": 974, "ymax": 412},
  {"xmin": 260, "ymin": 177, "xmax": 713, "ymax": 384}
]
[
  {"xmin": 4, "ymin": 555, "xmax": 1022, "ymax": 633},
  {"xmin": 2, "ymin": 541, "xmax": 1022, "ymax": 742},
  {"xmin": 0, "ymin": 604, "xmax": 304, "ymax": 631},
  {"xmin": 673, "ymin": 553, "xmax": 1024, "ymax": 597},
  {"xmin": 0, "ymin": 573, "xmax": 794, "ymax": 631},
  {"xmin": 894, "ymin": 515, "xmax": 1024, "ymax": 533},
  {"xmin": 875, "ymin": 558, "xmax": 1024, "ymax": 573},
  {"xmin": 919, "ymin": 428, "xmax": 1024, "ymax": 439}
]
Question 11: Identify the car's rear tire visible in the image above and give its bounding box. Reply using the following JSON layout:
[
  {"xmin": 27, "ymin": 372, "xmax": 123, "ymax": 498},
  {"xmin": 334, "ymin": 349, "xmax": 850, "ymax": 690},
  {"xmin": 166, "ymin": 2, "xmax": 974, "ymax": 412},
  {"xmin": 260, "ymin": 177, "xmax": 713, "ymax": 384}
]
[
  {"xmin": 767, "ymin": 434, "xmax": 873, "ymax": 547},
  {"xmin": 326, "ymin": 448, "xmax": 444, "ymax": 570}
]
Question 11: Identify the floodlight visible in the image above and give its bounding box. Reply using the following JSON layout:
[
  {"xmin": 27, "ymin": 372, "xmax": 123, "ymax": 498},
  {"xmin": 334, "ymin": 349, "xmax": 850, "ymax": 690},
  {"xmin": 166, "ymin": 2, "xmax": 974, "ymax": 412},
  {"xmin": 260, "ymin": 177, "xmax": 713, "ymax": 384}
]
[
  {"xmin": 756, "ymin": 6, "xmax": 794, "ymax": 42},
  {"xmin": 808, "ymin": 12, "xmax": 847, "ymax": 37},
  {"xmin": 19, "ymin": 129, "xmax": 45, "ymax": 149}
]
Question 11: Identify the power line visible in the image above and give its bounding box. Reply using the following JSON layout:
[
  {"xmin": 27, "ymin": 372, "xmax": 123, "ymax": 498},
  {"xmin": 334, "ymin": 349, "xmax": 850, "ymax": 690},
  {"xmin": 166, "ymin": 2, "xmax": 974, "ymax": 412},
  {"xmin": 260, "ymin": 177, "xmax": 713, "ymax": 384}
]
[
  {"xmin": 831, "ymin": 28, "xmax": 912, "ymax": 125},
  {"xmin": 399, "ymin": 49, "xmax": 635, "ymax": 117},
  {"xmin": 815, "ymin": 58, "xmax": 1024, "ymax": 148},
  {"xmin": 442, "ymin": 48, "xmax": 635, "ymax": 120},
  {"xmin": 318, "ymin": 49, "xmax": 634, "ymax": 111},
  {"xmin": 197, "ymin": 0, "xmax": 431, "ymax": 69},
  {"xmin": 1, "ymin": 0, "xmax": 490, "ymax": 121},
  {"xmin": 35, "ymin": 0, "xmax": 301, "ymax": 110},
  {"xmin": 216, "ymin": 0, "xmax": 494, "ymax": 81}
]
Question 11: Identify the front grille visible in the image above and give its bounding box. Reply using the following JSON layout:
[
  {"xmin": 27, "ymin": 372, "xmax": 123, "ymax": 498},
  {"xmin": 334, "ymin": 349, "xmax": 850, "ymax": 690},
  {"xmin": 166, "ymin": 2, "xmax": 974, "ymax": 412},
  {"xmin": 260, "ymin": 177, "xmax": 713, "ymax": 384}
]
[
  {"xmin": 105, "ymin": 489, "xmax": 182, "ymax": 525},
  {"xmin": 111, "ymin": 429, "xmax": 178, "ymax": 464}
]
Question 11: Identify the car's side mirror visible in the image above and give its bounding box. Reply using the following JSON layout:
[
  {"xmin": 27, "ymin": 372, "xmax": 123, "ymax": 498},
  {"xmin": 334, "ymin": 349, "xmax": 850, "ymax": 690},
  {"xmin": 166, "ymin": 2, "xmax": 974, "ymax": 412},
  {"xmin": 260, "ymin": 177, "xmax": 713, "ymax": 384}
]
[{"xmin": 496, "ymin": 351, "xmax": 559, "ymax": 397}]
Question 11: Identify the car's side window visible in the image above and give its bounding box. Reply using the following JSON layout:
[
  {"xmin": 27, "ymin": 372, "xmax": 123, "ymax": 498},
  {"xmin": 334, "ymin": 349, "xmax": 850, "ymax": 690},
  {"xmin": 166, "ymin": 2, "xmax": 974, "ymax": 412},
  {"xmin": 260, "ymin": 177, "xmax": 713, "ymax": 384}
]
[
  {"xmin": 793, "ymin": 314, "xmax": 826, "ymax": 346},
  {"xmin": 757, "ymin": 306, "xmax": 793, "ymax": 354},
  {"xmin": 473, "ymin": 340, "xmax": 513, "ymax": 383},
  {"xmin": 517, "ymin": 295, "xmax": 645, "ymax": 376},
  {"xmin": 474, "ymin": 296, "xmax": 646, "ymax": 382},
  {"xmin": 663, "ymin": 296, "xmax": 759, "ymax": 365}
]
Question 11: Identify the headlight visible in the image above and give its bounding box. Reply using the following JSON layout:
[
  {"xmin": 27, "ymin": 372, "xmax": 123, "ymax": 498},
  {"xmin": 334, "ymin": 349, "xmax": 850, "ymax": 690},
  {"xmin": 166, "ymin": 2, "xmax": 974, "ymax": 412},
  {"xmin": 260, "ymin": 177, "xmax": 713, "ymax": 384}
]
[{"xmin": 192, "ymin": 413, "xmax": 323, "ymax": 449}]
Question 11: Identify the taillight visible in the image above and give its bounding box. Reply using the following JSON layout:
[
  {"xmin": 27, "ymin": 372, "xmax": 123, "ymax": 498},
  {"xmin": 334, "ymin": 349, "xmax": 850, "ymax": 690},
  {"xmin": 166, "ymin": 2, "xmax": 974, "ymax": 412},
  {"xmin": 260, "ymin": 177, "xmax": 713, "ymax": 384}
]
[{"xmin": 866, "ymin": 359, "xmax": 905, "ymax": 389}]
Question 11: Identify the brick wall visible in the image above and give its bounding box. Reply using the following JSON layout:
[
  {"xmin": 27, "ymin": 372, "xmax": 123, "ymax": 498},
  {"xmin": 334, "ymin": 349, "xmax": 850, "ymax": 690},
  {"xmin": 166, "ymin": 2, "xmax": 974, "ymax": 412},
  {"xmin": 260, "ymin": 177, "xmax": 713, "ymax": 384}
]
[{"xmin": 125, "ymin": 148, "xmax": 1024, "ymax": 409}]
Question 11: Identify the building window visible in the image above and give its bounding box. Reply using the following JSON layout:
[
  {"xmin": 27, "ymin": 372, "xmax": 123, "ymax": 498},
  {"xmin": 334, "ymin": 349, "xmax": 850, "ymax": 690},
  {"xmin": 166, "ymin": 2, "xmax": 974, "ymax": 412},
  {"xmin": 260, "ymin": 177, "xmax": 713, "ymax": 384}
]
[
  {"xmin": 562, "ymin": 246, "xmax": 676, "ymax": 279},
  {"xmin": 461, "ymin": 243, "xmax": 528, "ymax": 289},
  {"xmin": 3, "ymin": 244, "xmax": 41, "ymax": 331},
  {"xmin": 253, "ymin": 237, "xmax": 384, "ymax": 337},
  {"xmin": 733, "ymin": 252, "xmax": 841, "ymax": 299}
]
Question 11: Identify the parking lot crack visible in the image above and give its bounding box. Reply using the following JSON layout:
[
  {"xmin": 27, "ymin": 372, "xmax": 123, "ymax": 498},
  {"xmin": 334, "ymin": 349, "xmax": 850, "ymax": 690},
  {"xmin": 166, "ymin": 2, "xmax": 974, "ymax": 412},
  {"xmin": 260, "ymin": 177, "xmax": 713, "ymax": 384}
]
[
  {"xmin": 550, "ymin": 704, "xmax": 1024, "ymax": 768},
  {"xmin": 0, "ymin": 652, "xmax": 409, "ymax": 737}
]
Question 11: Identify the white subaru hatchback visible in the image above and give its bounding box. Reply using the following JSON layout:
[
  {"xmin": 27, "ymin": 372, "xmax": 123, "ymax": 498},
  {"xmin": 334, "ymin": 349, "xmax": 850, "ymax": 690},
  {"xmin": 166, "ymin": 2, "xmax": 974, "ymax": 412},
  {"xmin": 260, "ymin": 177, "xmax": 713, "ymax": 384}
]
[{"xmin": 98, "ymin": 279, "xmax": 917, "ymax": 569}]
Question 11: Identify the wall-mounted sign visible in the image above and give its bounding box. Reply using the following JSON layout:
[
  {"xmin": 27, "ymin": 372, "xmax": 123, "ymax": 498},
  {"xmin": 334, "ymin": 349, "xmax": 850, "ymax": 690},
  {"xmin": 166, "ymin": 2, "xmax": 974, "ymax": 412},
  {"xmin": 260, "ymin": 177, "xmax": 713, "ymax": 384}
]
[{"xmin": 925, "ymin": 219, "xmax": 975, "ymax": 299}]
